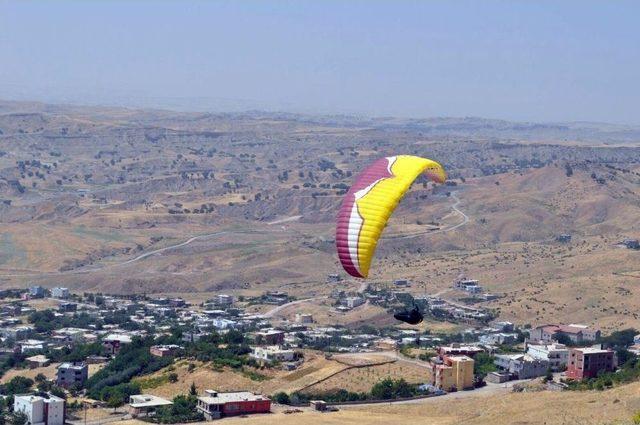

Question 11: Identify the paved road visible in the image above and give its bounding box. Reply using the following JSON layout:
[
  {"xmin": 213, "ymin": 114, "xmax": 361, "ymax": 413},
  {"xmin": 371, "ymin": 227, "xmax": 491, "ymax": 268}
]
[
  {"xmin": 120, "ymin": 231, "xmax": 231, "ymax": 265},
  {"xmin": 3, "ymin": 192, "xmax": 468, "ymax": 279},
  {"xmin": 0, "ymin": 229, "xmax": 264, "ymax": 278},
  {"xmin": 339, "ymin": 378, "xmax": 531, "ymax": 408},
  {"xmin": 262, "ymin": 296, "xmax": 328, "ymax": 318},
  {"xmin": 268, "ymin": 215, "xmax": 302, "ymax": 225},
  {"xmin": 386, "ymin": 191, "xmax": 469, "ymax": 240},
  {"xmin": 335, "ymin": 350, "xmax": 432, "ymax": 369}
]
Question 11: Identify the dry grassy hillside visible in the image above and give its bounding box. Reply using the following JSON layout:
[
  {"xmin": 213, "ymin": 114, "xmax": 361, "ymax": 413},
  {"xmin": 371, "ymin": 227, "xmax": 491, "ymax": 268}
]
[
  {"xmin": 1, "ymin": 101, "xmax": 640, "ymax": 330},
  {"xmin": 117, "ymin": 380, "xmax": 640, "ymax": 425},
  {"xmin": 130, "ymin": 350, "xmax": 427, "ymax": 398}
]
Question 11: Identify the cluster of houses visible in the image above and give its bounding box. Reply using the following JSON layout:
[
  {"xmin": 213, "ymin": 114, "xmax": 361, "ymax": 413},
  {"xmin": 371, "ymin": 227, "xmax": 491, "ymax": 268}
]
[
  {"xmin": 358, "ymin": 287, "xmax": 494, "ymax": 324},
  {"xmin": 421, "ymin": 322, "xmax": 617, "ymax": 392},
  {"xmin": 1, "ymin": 288, "xmax": 286, "ymax": 423},
  {"xmin": 1, "ymin": 282, "xmax": 633, "ymax": 423},
  {"xmin": 487, "ymin": 324, "xmax": 614, "ymax": 383},
  {"xmin": 425, "ymin": 296, "xmax": 493, "ymax": 322},
  {"xmin": 328, "ymin": 275, "xmax": 501, "ymax": 323},
  {"xmin": 12, "ymin": 387, "xmax": 273, "ymax": 424}
]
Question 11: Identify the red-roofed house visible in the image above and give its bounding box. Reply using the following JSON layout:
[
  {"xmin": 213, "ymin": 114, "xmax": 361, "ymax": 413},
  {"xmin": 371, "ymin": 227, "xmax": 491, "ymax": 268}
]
[{"xmin": 529, "ymin": 324, "xmax": 600, "ymax": 345}]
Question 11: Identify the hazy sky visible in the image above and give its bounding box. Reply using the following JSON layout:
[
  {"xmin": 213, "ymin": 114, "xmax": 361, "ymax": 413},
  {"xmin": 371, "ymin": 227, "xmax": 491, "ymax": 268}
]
[{"xmin": 1, "ymin": 0, "xmax": 639, "ymax": 123}]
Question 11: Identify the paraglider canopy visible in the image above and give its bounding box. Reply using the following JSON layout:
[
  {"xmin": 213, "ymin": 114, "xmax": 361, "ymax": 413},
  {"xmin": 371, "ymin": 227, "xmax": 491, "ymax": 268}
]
[{"xmin": 335, "ymin": 155, "xmax": 446, "ymax": 279}]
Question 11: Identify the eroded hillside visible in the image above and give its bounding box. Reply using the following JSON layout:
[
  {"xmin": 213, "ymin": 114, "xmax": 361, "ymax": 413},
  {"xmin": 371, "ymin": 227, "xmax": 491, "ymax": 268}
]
[{"xmin": 1, "ymin": 100, "xmax": 639, "ymax": 328}]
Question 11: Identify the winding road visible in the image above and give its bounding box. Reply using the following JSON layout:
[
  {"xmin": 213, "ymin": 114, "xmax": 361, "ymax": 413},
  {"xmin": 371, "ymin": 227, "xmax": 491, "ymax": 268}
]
[
  {"xmin": 0, "ymin": 229, "xmax": 261, "ymax": 278},
  {"xmin": 2, "ymin": 191, "xmax": 469, "ymax": 280},
  {"xmin": 334, "ymin": 350, "xmax": 433, "ymax": 369},
  {"xmin": 262, "ymin": 296, "xmax": 328, "ymax": 318},
  {"xmin": 120, "ymin": 231, "xmax": 231, "ymax": 266},
  {"xmin": 338, "ymin": 378, "xmax": 530, "ymax": 407},
  {"xmin": 386, "ymin": 191, "xmax": 469, "ymax": 240}
]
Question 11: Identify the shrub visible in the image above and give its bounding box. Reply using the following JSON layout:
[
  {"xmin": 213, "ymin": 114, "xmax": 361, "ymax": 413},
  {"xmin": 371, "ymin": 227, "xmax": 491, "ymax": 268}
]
[
  {"xmin": 273, "ymin": 392, "xmax": 290, "ymax": 404},
  {"xmin": 153, "ymin": 395, "xmax": 204, "ymax": 424}
]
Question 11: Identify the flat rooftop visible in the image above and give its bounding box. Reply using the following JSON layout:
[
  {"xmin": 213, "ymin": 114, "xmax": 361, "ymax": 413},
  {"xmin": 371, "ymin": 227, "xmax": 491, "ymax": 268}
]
[
  {"xmin": 129, "ymin": 394, "xmax": 173, "ymax": 408},
  {"xmin": 199, "ymin": 391, "xmax": 269, "ymax": 404},
  {"xmin": 58, "ymin": 362, "xmax": 86, "ymax": 370},
  {"xmin": 574, "ymin": 347, "xmax": 611, "ymax": 354}
]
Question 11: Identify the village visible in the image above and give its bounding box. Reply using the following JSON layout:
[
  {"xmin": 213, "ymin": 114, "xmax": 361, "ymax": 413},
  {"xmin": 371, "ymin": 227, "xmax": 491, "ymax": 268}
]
[{"xmin": 0, "ymin": 274, "xmax": 637, "ymax": 425}]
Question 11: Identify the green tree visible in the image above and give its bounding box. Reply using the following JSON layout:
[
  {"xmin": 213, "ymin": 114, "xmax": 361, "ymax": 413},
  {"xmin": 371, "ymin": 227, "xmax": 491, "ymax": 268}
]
[
  {"xmin": 7, "ymin": 411, "xmax": 28, "ymax": 425},
  {"xmin": 370, "ymin": 378, "xmax": 412, "ymax": 400},
  {"xmin": 273, "ymin": 392, "xmax": 290, "ymax": 404},
  {"xmin": 107, "ymin": 393, "xmax": 125, "ymax": 411},
  {"xmin": 189, "ymin": 382, "xmax": 197, "ymax": 396},
  {"xmin": 223, "ymin": 329, "xmax": 244, "ymax": 345},
  {"xmin": 49, "ymin": 386, "xmax": 67, "ymax": 399},
  {"xmin": 615, "ymin": 348, "xmax": 635, "ymax": 366},
  {"xmin": 473, "ymin": 353, "xmax": 497, "ymax": 379},
  {"xmin": 2, "ymin": 377, "xmax": 34, "ymax": 395},
  {"xmin": 599, "ymin": 328, "xmax": 637, "ymax": 349},
  {"xmin": 555, "ymin": 333, "xmax": 573, "ymax": 346},
  {"xmin": 155, "ymin": 395, "xmax": 203, "ymax": 424}
]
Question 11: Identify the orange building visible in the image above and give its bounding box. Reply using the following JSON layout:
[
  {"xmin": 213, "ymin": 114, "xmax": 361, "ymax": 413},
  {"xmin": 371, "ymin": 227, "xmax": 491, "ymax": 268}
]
[{"xmin": 427, "ymin": 355, "xmax": 475, "ymax": 392}]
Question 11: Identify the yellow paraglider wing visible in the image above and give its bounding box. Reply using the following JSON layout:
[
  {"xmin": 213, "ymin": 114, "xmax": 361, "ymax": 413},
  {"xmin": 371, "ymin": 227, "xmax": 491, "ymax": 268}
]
[{"xmin": 336, "ymin": 155, "xmax": 446, "ymax": 278}]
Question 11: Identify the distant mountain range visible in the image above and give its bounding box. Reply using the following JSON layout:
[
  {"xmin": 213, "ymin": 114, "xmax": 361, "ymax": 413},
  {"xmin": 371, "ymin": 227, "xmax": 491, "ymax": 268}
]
[{"xmin": 1, "ymin": 99, "xmax": 639, "ymax": 145}]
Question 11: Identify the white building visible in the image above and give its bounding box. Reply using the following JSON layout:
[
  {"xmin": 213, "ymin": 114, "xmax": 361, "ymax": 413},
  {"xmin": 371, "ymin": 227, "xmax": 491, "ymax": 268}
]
[
  {"xmin": 14, "ymin": 394, "xmax": 65, "ymax": 425},
  {"xmin": 19, "ymin": 339, "xmax": 47, "ymax": 354},
  {"xmin": 51, "ymin": 288, "xmax": 69, "ymax": 299},
  {"xmin": 102, "ymin": 333, "xmax": 133, "ymax": 355},
  {"xmin": 215, "ymin": 294, "xmax": 234, "ymax": 306},
  {"xmin": 211, "ymin": 318, "xmax": 238, "ymax": 330},
  {"xmin": 527, "ymin": 343, "xmax": 569, "ymax": 371},
  {"xmin": 344, "ymin": 297, "xmax": 365, "ymax": 309},
  {"xmin": 454, "ymin": 278, "xmax": 483, "ymax": 293},
  {"xmin": 128, "ymin": 394, "xmax": 172, "ymax": 417},
  {"xmin": 250, "ymin": 346, "xmax": 295, "ymax": 363},
  {"xmin": 494, "ymin": 353, "xmax": 549, "ymax": 379},
  {"xmin": 479, "ymin": 333, "xmax": 518, "ymax": 345},
  {"xmin": 0, "ymin": 325, "xmax": 34, "ymax": 340},
  {"xmin": 52, "ymin": 327, "xmax": 87, "ymax": 343}
]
